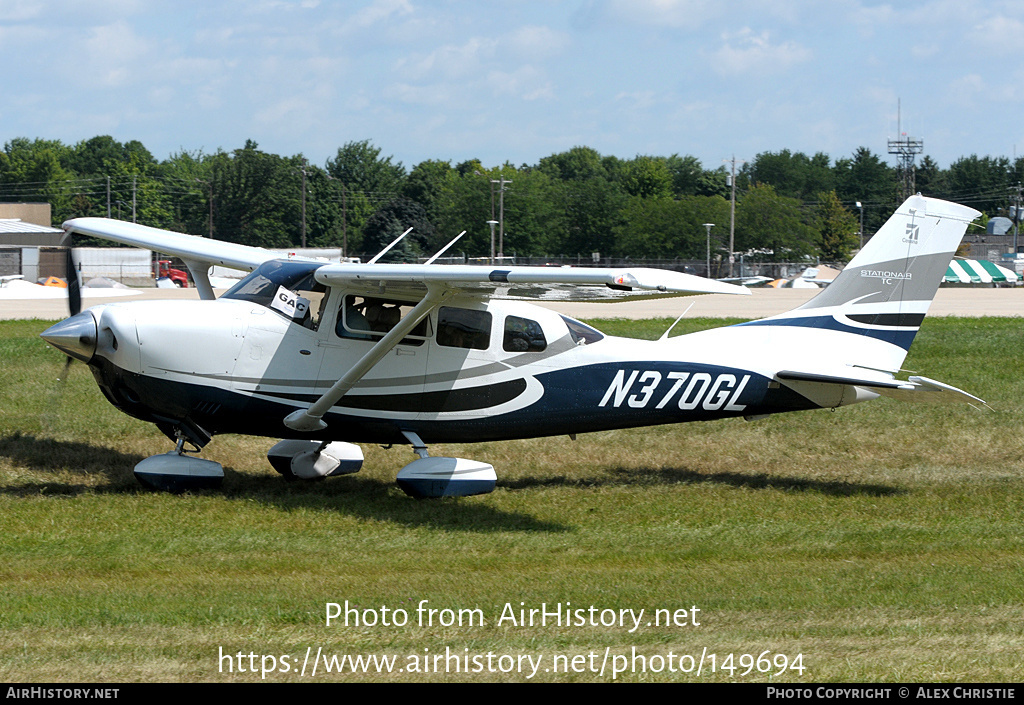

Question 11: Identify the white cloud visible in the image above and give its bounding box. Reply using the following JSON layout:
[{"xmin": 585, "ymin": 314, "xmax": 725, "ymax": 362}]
[
  {"xmin": 78, "ymin": 21, "xmax": 154, "ymax": 88},
  {"xmin": 599, "ymin": 0, "xmax": 720, "ymax": 30},
  {"xmin": 947, "ymin": 73, "xmax": 987, "ymax": 107},
  {"xmin": 487, "ymin": 66, "xmax": 554, "ymax": 101},
  {"xmin": 504, "ymin": 25, "xmax": 570, "ymax": 59},
  {"xmin": 710, "ymin": 28, "xmax": 811, "ymax": 76},
  {"xmin": 396, "ymin": 37, "xmax": 491, "ymax": 81},
  {"xmin": 343, "ymin": 0, "xmax": 413, "ymax": 32},
  {"xmin": 968, "ymin": 14, "xmax": 1024, "ymax": 52},
  {"xmin": 0, "ymin": 0, "xmax": 44, "ymax": 21}
]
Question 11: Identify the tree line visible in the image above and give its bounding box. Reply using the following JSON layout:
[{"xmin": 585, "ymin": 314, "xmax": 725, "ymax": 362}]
[{"xmin": 1, "ymin": 135, "xmax": 1021, "ymax": 265}]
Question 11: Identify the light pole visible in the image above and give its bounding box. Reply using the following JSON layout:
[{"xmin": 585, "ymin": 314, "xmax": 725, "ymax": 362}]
[
  {"xmin": 491, "ymin": 178, "xmax": 511, "ymax": 261},
  {"xmin": 703, "ymin": 223, "xmax": 715, "ymax": 278},
  {"xmin": 298, "ymin": 159, "xmax": 308, "ymax": 248},
  {"xmin": 856, "ymin": 201, "xmax": 864, "ymax": 249}
]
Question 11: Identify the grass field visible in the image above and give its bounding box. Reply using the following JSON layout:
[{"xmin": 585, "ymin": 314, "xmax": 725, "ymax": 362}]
[{"xmin": 1, "ymin": 316, "xmax": 1022, "ymax": 682}]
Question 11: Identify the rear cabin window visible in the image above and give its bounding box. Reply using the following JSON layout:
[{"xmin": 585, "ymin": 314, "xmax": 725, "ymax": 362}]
[
  {"xmin": 336, "ymin": 295, "xmax": 428, "ymax": 346},
  {"xmin": 436, "ymin": 307, "xmax": 491, "ymax": 350},
  {"xmin": 503, "ymin": 315, "xmax": 547, "ymax": 352}
]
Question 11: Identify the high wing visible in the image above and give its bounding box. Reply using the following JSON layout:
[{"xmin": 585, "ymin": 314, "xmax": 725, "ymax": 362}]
[
  {"xmin": 63, "ymin": 218, "xmax": 285, "ymax": 299},
  {"xmin": 63, "ymin": 217, "xmax": 752, "ymax": 301},
  {"xmin": 313, "ymin": 262, "xmax": 751, "ymax": 301}
]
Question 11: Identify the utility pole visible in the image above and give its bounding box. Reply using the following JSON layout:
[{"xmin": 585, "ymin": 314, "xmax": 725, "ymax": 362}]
[
  {"xmin": 723, "ymin": 156, "xmax": 745, "ymax": 277},
  {"xmin": 491, "ymin": 178, "xmax": 512, "ymax": 261},
  {"xmin": 341, "ymin": 182, "xmax": 347, "ymax": 259},
  {"xmin": 1011, "ymin": 182, "xmax": 1022, "ymax": 255},
  {"xmin": 300, "ymin": 159, "xmax": 307, "ymax": 248},
  {"xmin": 703, "ymin": 223, "xmax": 715, "ymax": 278},
  {"xmin": 486, "ymin": 220, "xmax": 498, "ymax": 265}
]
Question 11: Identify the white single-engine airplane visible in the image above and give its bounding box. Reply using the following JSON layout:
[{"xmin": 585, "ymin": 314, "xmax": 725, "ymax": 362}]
[{"xmin": 42, "ymin": 195, "xmax": 983, "ymax": 497}]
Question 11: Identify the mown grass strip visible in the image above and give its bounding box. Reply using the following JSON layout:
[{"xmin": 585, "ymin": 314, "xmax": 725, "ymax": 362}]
[{"xmin": 0, "ymin": 317, "xmax": 1021, "ymax": 682}]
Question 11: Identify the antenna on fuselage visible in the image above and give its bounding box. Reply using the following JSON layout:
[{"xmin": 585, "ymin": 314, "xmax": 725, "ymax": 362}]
[
  {"xmin": 367, "ymin": 227, "xmax": 414, "ymax": 264},
  {"xmin": 424, "ymin": 230, "xmax": 466, "ymax": 265},
  {"xmin": 658, "ymin": 302, "xmax": 695, "ymax": 341}
]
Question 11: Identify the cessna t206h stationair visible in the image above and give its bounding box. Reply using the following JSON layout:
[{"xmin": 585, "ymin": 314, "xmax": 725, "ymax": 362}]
[{"xmin": 41, "ymin": 195, "xmax": 984, "ymax": 498}]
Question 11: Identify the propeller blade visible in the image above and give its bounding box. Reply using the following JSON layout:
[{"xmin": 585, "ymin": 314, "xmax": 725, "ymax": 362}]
[
  {"xmin": 66, "ymin": 245, "xmax": 81, "ymax": 317},
  {"xmin": 59, "ymin": 355, "xmax": 73, "ymax": 382}
]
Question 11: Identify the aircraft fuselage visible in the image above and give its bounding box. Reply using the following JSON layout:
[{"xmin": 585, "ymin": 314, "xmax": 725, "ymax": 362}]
[{"xmin": 78, "ymin": 290, "xmax": 828, "ymax": 447}]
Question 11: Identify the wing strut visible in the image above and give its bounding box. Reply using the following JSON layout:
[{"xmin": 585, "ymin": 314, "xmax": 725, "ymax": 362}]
[
  {"xmin": 283, "ymin": 284, "xmax": 451, "ymax": 432},
  {"xmin": 182, "ymin": 259, "xmax": 216, "ymax": 300}
]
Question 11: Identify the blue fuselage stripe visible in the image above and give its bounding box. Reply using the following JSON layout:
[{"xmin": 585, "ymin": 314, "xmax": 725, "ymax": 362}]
[{"xmin": 736, "ymin": 316, "xmax": 918, "ymax": 350}]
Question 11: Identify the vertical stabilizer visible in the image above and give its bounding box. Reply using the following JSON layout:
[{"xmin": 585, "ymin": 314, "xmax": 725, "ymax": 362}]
[{"xmin": 750, "ymin": 195, "xmax": 979, "ymax": 358}]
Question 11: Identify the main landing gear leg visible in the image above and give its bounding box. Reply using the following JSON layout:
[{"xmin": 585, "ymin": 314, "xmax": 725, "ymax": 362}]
[{"xmin": 395, "ymin": 430, "xmax": 497, "ymax": 499}]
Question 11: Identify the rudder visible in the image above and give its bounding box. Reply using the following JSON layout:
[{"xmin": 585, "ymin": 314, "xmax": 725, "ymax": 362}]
[{"xmin": 750, "ymin": 194, "xmax": 980, "ymax": 354}]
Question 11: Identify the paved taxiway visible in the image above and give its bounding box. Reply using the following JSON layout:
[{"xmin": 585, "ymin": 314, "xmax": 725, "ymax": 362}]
[{"xmin": 2, "ymin": 285, "xmax": 1021, "ymax": 321}]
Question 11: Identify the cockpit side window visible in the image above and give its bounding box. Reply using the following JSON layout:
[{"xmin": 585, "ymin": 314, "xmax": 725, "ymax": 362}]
[
  {"xmin": 336, "ymin": 295, "xmax": 428, "ymax": 346},
  {"xmin": 221, "ymin": 260, "xmax": 327, "ymax": 330},
  {"xmin": 503, "ymin": 315, "xmax": 547, "ymax": 352},
  {"xmin": 436, "ymin": 307, "xmax": 491, "ymax": 350}
]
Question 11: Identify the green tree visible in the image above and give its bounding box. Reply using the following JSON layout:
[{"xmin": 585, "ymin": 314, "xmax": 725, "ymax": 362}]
[
  {"xmin": 946, "ymin": 155, "xmax": 1012, "ymax": 215},
  {"xmin": 489, "ymin": 166, "xmax": 563, "ymax": 256},
  {"xmin": 402, "ymin": 159, "xmax": 456, "ymax": 227},
  {"xmin": 557, "ymin": 176, "xmax": 628, "ymax": 256},
  {"xmin": 833, "ymin": 147, "xmax": 896, "ymax": 235},
  {"xmin": 915, "ymin": 155, "xmax": 947, "ymax": 200},
  {"xmin": 324, "ymin": 140, "xmax": 406, "ymax": 251},
  {"xmin": 361, "ymin": 196, "xmax": 435, "ymax": 261},
  {"xmin": 102, "ymin": 152, "xmax": 173, "ymax": 228},
  {"xmin": 735, "ymin": 183, "xmax": 817, "ymax": 261},
  {"xmin": 614, "ymin": 195, "xmax": 728, "ymax": 259},
  {"xmin": 619, "ymin": 156, "xmax": 673, "ymax": 199},
  {"xmin": 208, "ymin": 140, "xmax": 302, "ymax": 248},
  {"xmin": 749, "ymin": 150, "xmax": 834, "ymax": 201},
  {"xmin": 326, "ymin": 140, "xmax": 406, "ymax": 195},
  {"xmin": 160, "ymin": 149, "xmax": 215, "ymax": 235},
  {"xmin": 815, "ymin": 190, "xmax": 859, "ymax": 261},
  {"xmin": 0, "ymin": 138, "xmax": 79, "ymax": 224},
  {"xmin": 537, "ymin": 146, "xmax": 608, "ymax": 182}
]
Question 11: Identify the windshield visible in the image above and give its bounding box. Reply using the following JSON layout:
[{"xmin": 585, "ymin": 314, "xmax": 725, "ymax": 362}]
[
  {"xmin": 560, "ymin": 315, "xmax": 604, "ymax": 345},
  {"xmin": 222, "ymin": 260, "xmax": 327, "ymax": 329}
]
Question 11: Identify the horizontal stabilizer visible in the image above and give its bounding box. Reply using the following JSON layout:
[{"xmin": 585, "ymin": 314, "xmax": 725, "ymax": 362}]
[
  {"xmin": 877, "ymin": 375, "xmax": 988, "ymax": 407},
  {"xmin": 776, "ymin": 370, "xmax": 986, "ymax": 407}
]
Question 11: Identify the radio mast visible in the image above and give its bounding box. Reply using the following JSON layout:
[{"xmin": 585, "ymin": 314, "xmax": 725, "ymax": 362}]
[{"xmin": 887, "ymin": 100, "xmax": 923, "ymax": 200}]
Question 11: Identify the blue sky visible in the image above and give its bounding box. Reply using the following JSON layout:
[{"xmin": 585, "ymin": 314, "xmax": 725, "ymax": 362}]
[{"xmin": 2, "ymin": 0, "xmax": 1022, "ymax": 172}]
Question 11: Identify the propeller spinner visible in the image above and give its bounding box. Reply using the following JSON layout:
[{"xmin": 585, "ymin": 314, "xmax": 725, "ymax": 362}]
[{"xmin": 40, "ymin": 311, "xmax": 98, "ymax": 364}]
